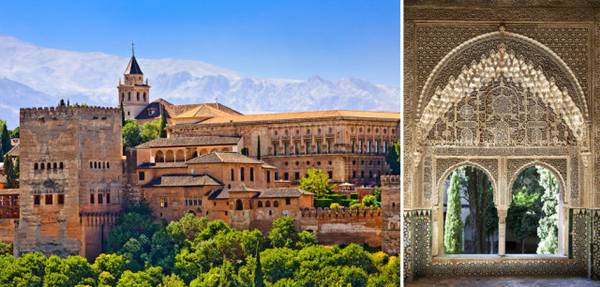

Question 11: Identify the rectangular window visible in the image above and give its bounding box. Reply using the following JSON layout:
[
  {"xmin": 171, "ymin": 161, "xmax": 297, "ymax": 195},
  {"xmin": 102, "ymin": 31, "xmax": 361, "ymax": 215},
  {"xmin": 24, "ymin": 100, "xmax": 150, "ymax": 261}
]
[
  {"xmin": 352, "ymin": 170, "xmax": 357, "ymax": 178},
  {"xmin": 305, "ymin": 143, "xmax": 309, "ymax": 154},
  {"xmin": 295, "ymin": 143, "xmax": 300, "ymax": 154},
  {"xmin": 383, "ymin": 141, "xmax": 387, "ymax": 153},
  {"xmin": 231, "ymin": 169, "xmax": 235, "ymax": 181},
  {"xmin": 273, "ymin": 144, "xmax": 278, "ymax": 156},
  {"xmin": 34, "ymin": 195, "xmax": 41, "ymax": 205},
  {"xmin": 358, "ymin": 140, "xmax": 363, "ymax": 153},
  {"xmin": 138, "ymin": 171, "xmax": 145, "ymax": 181},
  {"xmin": 284, "ymin": 142, "xmax": 289, "ymax": 155},
  {"xmin": 284, "ymin": 172, "xmax": 289, "ymax": 180},
  {"xmin": 250, "ymin": 167, "xmax": 254, "ymax": 181},
  {"xmin": 274, "ymin": 172, "xmax": 279, "ymax": 180},
  {"xmin": 240, "ymin": 167, "xmax": 245, "ymax": 181},
  {"xmin": 294, "ymin": 172, "xmax": 300, "ymax": 180},
  {"xmin": 106, "ymin": 193, "xmax": 111, "ymax": 204},
  {"xmin": 267, "ymin": 171, "xmax": 271, "ymax": 183},
  {"xmin": 90, "ymin": 193, "xmax": 95, "ymax": 204},
  {"xmin": 317, "ymin": 141, "xmax": 321, "ymax": 153},
  {"xmin": 58, "ymin": 194, "xmax": 64, "ymax": 205},
  {"xmin": 351, "ymin": 139, "xmax": 355, "ymax": 153},
  {"xmin": 328, "ymin": 171, "xmax": 333, "ymax": 179},
  {"xmin": 366, "ymin": 141, "xmax": 370, "ymax": 153},
  {"xmin": 374, "ymin": 141, "xmax": 379, "ymax": 154},
  {"xmin": 98, "ymin": 194, "xmax": 103, "ymax": 204},
  {"xmin": 327, "ymin": 141, "xmax": 331, "ymax": 153},
  {"xmin": 161, "ymin": 197, "xmax": 168, "ymax": 208},
  {"xmin": 285, "ymin": 198, "xmax": 291, "ymax": 205},
  {"xmin": 361, "ymin": 171, "xmax": 365, "ymax": 178},
  {"xmin": 45, "ymin": 194, "xmax": 53, "ymax": 205}
]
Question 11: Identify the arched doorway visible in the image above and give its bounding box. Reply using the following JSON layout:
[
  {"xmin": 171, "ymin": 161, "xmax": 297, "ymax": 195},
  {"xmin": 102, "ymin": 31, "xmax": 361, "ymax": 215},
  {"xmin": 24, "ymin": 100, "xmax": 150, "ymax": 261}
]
[
  {"xmin": 506, "ymin": 165, "xmax": 562, "ymax": 255},
  {"xmin": 442, "ymin": 165, "xmax": 498, "ymax": 255}
]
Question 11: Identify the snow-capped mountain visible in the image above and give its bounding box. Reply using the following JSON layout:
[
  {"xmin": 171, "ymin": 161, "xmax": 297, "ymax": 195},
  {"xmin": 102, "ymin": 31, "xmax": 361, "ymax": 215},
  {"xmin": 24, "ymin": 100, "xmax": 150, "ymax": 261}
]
[{"xmin": 0, "ymin": 35, "xmax": 399, "ymax": 128}]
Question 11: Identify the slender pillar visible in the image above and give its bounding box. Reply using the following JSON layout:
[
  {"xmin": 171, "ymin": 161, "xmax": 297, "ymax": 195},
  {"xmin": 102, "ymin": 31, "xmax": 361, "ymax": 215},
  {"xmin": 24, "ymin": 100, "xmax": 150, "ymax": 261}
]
[{"xmin": 497, "ymin": 208, "xmax": 507, "ymax": 256}]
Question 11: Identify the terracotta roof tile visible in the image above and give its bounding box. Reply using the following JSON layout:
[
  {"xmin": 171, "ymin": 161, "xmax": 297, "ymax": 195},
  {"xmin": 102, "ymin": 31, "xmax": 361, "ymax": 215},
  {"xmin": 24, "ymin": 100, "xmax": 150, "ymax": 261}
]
[
  {"xmin": 136, "ymin": 136, "xmax": 240, "ymax": 149},
  {"xmin": 187, "ymin": 151, "xmax": 264, "ymax": 164},
  {"xmin": 143, "ymin": 174, "xmax": 222, "ymax": 187}
]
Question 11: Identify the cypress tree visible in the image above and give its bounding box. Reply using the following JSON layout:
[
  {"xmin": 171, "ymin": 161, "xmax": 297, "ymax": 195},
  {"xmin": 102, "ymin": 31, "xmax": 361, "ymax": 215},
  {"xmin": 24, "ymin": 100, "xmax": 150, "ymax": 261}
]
[
  {"xmin": 444, "ymin": 171, "xmax": 463, "ymax": 254},
  {"xmin": 536, "ymin": 167, "xmax": 559, "ymax": 254},
  {"xmin": 253, "ymin": 246, "xmax": 264, "ymax": 287},
  {"xmin": 0, "ymin": 121, "xmax": 10, "ymax": 161},
  {"xmin": 3, "ymin": 156, "xmax": 17, "ymax": 188},
  {"xmin": 159, "ymin": 106, "xmax": 167, "ymax": 138}
]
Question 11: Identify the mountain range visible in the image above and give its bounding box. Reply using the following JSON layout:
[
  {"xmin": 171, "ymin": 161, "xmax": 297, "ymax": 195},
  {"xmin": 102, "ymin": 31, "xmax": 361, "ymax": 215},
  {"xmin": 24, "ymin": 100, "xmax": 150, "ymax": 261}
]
[{"xmin": 0, "ymin": 36, "xmax": 400, "ymax": 128}]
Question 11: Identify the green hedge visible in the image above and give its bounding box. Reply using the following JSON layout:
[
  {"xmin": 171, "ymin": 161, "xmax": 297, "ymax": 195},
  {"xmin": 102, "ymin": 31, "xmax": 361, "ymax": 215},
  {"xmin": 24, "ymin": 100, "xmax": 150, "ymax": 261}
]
[{"xmin": 315, "ymin": 198, "xmax": 333, "ymax": 208}]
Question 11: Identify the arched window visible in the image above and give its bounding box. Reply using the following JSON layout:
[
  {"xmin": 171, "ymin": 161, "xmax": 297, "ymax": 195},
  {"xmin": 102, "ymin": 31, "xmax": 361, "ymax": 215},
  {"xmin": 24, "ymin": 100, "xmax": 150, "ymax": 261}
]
[
  {"xmin": 94, "ymin": 162, "xmax": 97, "ymax": 169},
  {"xmin": 266, "ymin": 201, "xmax": 271, "ymax": 207},
  {"xmin": 89, "ymin": 162, "xmax": 93, "ymax": 168},
  {"xmin": 40, "ymin": 163, "xmax": 45, "ymax": 170},
  {"xmin": 442, "ymin": 165, "xmax": 497, "ymax": 255},
  {"xmin": 273, "ymin": 200, "xmax": 279, "ymax": 207},
  {"xmin": 128, "ymin": 92, "xmax": 131, "ymax": 101},
  {"xmin": 106, "ymin": 162, "xmax": 110, "ymax": 169},
  {"xmin": 143, "ymin": 92, "xmax": 147, "ymax": 101},
  {"xmin": 165, "ymin": 150, "xmax": 175, "ymax": 162},
  {"xmin": 235, "ymin": 199, "xmax": 243, "ymax": 210},
  {"xmin": 231, "ymin": 169, "xmax": 235, "ymax": 181},
  {"xmin": 506, "ymin": 165, "xmax": 562, "ymax": 255},
  {"xmin": 53, "ymin": 162, "xmax": 57, "ymax": 169},
  {"xmin": 34, "ymin": 163, "xmax": 38, "ymax": 170},
  {"xmin": 258, "ymin": 201, "xmax": 263, "ymax": 208},
  {"xmin": 136, "ymin": 92, "xmax": 140, "ymax": 101},
  {"xmin": 155, "ymin": 150, "xmax": 165, "ymax": 162},
  {"xmin": 59, "ymin": 162, "xmax": 64, "ymax": 169}
]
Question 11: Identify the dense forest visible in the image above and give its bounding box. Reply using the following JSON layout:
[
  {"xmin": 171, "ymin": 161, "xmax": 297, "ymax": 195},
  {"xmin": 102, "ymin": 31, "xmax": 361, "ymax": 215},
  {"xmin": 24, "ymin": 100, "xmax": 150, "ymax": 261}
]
[{"xmin": 0, "ymin": 201, "xmax": 399, "ymax": 287}]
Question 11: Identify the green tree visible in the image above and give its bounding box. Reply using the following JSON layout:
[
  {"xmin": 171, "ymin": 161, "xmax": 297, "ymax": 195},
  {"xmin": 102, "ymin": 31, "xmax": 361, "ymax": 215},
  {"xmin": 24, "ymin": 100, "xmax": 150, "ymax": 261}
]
[
  {"xmin": 0, "ymin": 121, "xmax": 11, "ymax": 160},
  {"xmin": 384, "ymin": 141, "xmax": 400, "ymax": 175},
  {"xmin": 334, "ymin": 244, "xmax": 376, "ymax": 273},
  {"xmin": 166, "ymin": 213, "xmax": 209, "ymax": 249},
  {"xmin": 508, "ymin": 189, "xmax": 541, "ymax": 253},
  {"xmin": 116, "ymin": 266, "xmax": 163, "ymax": 287},
  {"xmin": 444, "ymin": 171, "xmax": 463, "ymax": 254},
  {"xmin": 253, "ymin": 247, "xmax": 264, "ymax": 287},
  {"xmin": 159, "ymin": 107, "xmax": 167, "ymax": 138},
  {"xmin": 93, "ymin": 253, "xmax": 129, "ymax": 286},
  {"xmin": 268, "ymin": 216, "xmax": 298, "ymax": 248},
  {"xmin": 362, "ymin": 195, "xmax": 378, "ymax": 207},
  {"xmin": 0, "ymin": 242, "xmax": 12, "ymax": 255},
  {"xmin": 536, "ymin": 167, "xmax": 559, "ymax": 254},
  {"xmin": 123, "ymin": 120, "xmax": 142, "ymax": 149},
  {"xmin": 4, "ymin": 156, "xmax": 18, "ymax": 188},
  {"xmin": 296, "ymin": 231, "xmax": 316, "ymax": 249},
  {"xmin": 9, "ymin": 127, "xmax": 19, "ymax": 139},
  {"xmin": 160, "ymin": 274, "xmax": 186, "ymax": 287},
  {"xmin": 299, "ymin": 168, "xmax": 334, "ymax": 197},
  {"xmin": 140, "ymin": 120, "xmax": 161, "ymax": 143},
  {"xmin": 260, "ymin": 248, "xmax": 298, "ymax": 283}
]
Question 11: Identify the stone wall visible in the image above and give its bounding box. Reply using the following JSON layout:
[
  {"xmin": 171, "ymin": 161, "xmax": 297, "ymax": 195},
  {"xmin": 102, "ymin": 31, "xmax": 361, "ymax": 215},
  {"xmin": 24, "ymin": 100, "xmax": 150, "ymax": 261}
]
[
  {"xmin": 381, "ymin": 175, "xmax": 400, "ymax": 255},
  {"xmin": 298, "ymin": 207, "xmax": 381, "ymax": 248},
  {"xmin": 15, "ymin": 106, "xmax": 124, "ymax": 260}
]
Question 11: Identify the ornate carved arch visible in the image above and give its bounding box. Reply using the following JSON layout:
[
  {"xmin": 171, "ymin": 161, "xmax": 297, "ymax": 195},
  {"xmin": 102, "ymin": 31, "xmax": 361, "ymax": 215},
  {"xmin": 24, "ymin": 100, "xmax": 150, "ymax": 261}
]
[
  {"xmin": 436, "ymin": 160, "xmax": 498, "ymax": 207},
  {"xmin": 416, "ymin": 29, "xmax": 588, "ymax": 146},
  {"xmin": 507, "ymin": 159, "xmax": 567, "ymax": 204}
]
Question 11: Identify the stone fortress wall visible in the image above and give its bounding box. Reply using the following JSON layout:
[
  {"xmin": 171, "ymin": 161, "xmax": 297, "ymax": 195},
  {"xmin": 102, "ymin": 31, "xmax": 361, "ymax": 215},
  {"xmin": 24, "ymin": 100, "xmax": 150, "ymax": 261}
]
[{"xmin": 15, "ymin": 105, "xmax": 124, "ymax": 260}]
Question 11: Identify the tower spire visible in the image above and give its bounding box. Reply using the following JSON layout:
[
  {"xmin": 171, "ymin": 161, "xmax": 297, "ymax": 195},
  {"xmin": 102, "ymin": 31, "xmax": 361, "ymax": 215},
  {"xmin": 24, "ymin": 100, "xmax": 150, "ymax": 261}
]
[{"xmin": 131, "ymin": 41, "xmax": 135, "ymax": 57}]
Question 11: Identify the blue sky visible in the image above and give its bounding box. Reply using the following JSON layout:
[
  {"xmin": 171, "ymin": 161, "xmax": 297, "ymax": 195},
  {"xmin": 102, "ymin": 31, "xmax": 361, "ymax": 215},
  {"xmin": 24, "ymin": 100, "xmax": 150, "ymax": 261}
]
[{"xmin": 0, "ymin": 0, "xmax": 400, "ymax": 86}]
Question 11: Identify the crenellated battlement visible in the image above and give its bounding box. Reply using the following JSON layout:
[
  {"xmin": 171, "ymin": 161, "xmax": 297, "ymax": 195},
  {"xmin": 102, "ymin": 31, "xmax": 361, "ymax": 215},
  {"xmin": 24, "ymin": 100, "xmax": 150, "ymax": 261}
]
[
  {"xmin": 21, "ymin": 105, "xmax": 120, "ymax": 122},
  {"xmin": 381, "ymin": 175, "xmax": 400, "ymax": 187},
  {"xmin": 300, "ymin": 207, "xmax": 381, "ymax": 218}
]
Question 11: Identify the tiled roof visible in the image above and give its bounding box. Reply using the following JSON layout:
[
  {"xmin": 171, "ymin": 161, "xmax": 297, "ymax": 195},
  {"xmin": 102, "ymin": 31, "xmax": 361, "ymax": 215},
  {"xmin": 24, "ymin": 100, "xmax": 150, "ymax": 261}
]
[
  {"xmin": 137, "ymin": 162, "xmax": 188, "ymax": 169},
  {"xmin": 187, "ymin": 110, "xmax": 400, "ymax": 124},
  {"xmin": 257, "ymin": 188, "xmax": 313, "ymax": 198},
  {"xmin": 143, "ymin": 174, "xmax": 222, "ymax": 187},
  {"xmin": 124, "ymin": 56, "xmax": 143, "ymax": 74},
  {"xmin": 187, "ymin": 152, "xmax": 264, "ymax": 164},
  {"xmin": 175, "ymin": 104, "xmax": 241, "ymax": 119},
  {"xmin": 136, "ymin": 136, "xmax": 241, "ymax": 149}
]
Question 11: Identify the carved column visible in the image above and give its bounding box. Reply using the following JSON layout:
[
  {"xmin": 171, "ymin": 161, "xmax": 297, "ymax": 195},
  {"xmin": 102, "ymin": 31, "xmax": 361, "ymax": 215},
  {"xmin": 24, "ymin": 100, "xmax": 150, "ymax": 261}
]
[{"xmin": 497, "ymin": 208, "xmax": 508, "ymax": 256}]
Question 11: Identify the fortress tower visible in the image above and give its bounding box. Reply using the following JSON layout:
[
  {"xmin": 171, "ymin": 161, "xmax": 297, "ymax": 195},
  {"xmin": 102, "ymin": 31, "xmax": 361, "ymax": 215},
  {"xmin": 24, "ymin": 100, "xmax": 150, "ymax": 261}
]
[
  {"xmin": 118, "ymin": 44, "xmax": 150, "ymax": 120},
  {"xmin": 15, "ymin": 105, "xmax": 123, "ymax": 260}
]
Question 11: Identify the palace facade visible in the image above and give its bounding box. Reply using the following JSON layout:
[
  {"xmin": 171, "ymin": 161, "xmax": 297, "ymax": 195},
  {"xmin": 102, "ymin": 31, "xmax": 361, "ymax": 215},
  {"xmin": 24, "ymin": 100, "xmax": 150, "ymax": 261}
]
[{"xmin": 0, "ymin": 52, "xmax": 400, "ymax": 260}]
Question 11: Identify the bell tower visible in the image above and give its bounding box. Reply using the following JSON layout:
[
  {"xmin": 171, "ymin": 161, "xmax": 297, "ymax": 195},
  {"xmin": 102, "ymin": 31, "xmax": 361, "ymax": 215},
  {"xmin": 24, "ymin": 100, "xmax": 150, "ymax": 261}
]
[{"xmin": 118, "ymin": 43, "xmax": 150, "ymax": 120}]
